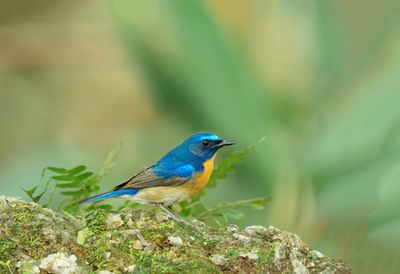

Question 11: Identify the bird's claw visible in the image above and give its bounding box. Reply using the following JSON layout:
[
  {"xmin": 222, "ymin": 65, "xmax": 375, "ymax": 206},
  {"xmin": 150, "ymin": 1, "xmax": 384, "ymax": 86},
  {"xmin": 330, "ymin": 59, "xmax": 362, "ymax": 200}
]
[{"xmin": 160, "ymin": 212, "xmax": 191, "ymax": 225}]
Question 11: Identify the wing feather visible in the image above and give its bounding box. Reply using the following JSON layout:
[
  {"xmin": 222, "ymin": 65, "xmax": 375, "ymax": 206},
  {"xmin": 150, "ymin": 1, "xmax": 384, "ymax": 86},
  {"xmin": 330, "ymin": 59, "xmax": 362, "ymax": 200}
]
[{"xmin": 113, "ymin": 163, "xmax": 194, "ymax": 190}]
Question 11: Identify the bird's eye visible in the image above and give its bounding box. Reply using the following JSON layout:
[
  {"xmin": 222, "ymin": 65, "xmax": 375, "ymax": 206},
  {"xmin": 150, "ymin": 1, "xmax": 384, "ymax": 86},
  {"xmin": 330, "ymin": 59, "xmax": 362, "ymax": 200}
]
[{"xmin": 201, "ymin": 140, "xmax": 210, "ymax": 147}]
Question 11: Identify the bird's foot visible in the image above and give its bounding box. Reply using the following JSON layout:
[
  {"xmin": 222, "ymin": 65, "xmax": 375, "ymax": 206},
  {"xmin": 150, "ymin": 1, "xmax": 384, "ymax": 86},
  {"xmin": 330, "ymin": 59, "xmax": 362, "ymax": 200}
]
[
  {"xmin": 160, "ymin": 212, "xmax": 191, "ymax": 225},
  {"xmin": 157, "ymin": 203, "xmax": 192, "ymax": 225},
  {"xmin": 160, "ymin": 212, "xmax": 179, "ymax": 222}
]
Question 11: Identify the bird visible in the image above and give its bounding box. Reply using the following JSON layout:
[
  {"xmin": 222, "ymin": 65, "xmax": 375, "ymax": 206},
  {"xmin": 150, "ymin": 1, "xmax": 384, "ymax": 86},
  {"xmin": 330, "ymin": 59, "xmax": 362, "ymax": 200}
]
[{"xmin": 78, "ymin": 132, "xmax": 234, "ymax": 222}]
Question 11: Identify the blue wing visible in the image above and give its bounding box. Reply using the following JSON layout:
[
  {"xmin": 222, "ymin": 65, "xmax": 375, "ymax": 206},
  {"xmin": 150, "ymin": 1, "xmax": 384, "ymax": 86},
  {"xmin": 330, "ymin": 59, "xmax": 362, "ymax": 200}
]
[
  {"xmin": 112, "ymin": 162, "xmax": 194, "ymax": 191},
  {"xmin": 152, "ymin": 161, "xmax": 194, "ymax": 179}
]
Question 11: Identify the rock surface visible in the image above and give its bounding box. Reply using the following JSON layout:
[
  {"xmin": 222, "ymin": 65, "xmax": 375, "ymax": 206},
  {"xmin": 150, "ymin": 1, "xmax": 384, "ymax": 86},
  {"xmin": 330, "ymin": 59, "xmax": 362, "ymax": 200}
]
[{"xmin": 0, "ymin": 196, "xmax": 351, "ymax": 273}]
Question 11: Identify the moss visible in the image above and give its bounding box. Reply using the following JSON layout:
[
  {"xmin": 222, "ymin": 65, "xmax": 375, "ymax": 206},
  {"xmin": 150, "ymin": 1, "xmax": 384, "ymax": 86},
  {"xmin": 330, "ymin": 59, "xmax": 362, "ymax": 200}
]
[
  {"xmin": 223, "ymin": 246, "xmax": 246, "ymax": 260},
  {"xmin": 257, "ymin": 248, "xmax": 274, "ymax": 263},
  {"xmin": 85, "ymin": 210, "xmax": 109, "ymax": 232},
  {"xmin": 0, "ymin": 196, "xmax": 351, "ymax": 273},
  {"xmin": 307, "ymin": 251, "xmax": 318, "ymax": 259},
  {"xmin": 1, "ymin": 202, "xmax": 49, "ymax": 261}
]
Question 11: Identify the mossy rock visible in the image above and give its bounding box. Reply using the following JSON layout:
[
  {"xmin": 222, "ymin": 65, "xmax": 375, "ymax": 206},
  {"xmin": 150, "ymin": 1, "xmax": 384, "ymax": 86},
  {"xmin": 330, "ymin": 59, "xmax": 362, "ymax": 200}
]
[{"xmin": 0, "ymin": 196, "xmax": 350, "ymax": 273}]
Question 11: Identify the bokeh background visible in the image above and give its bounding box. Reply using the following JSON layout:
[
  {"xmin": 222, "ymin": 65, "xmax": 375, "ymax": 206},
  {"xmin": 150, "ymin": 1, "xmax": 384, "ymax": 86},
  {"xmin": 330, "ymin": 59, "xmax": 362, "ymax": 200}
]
[{"xmin": 1, "ymin": 0, "xmax": 400, "ymax": 273}]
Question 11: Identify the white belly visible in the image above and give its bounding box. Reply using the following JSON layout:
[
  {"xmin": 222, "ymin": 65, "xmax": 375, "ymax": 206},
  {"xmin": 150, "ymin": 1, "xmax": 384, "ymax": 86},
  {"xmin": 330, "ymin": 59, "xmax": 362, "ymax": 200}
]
[{"xmin": 120, "ymin": 186, "xmax": 191, "ymax": 206}]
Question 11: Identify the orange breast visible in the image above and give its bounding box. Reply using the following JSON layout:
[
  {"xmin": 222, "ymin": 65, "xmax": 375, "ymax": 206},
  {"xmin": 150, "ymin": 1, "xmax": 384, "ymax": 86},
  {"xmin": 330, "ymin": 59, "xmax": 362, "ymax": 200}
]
[{"xmin": 186, "ymin": 154, "xmax": 216, "ymax": 196}]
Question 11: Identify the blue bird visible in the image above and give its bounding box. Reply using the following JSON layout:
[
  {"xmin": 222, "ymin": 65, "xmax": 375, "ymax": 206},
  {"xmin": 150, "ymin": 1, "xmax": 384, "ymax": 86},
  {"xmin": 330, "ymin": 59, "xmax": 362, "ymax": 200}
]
[{"xmin": 78, "ymin": 132, "xmax": 234, "ymax": 222}]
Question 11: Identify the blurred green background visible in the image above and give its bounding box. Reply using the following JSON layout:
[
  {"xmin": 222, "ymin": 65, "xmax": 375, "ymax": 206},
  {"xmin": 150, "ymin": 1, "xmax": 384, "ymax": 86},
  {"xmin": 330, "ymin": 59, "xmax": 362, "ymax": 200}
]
[{"xmin": 1, "ymin": 0, "xmax": 400, "ymax": 273}]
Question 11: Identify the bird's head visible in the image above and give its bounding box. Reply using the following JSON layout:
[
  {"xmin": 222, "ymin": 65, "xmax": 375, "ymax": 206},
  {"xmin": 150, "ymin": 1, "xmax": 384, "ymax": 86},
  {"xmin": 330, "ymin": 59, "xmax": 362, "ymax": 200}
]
[
  {"xmin": 183, "ymin": 132, "xmax": 234, "ymax": 159},
  {"xmin": 157, "ymin": 132, "xmax": 234, "ymax": 170},
  {"xmin": 172, "ymin": 132, "xmax": 234, "ymax": 167}
]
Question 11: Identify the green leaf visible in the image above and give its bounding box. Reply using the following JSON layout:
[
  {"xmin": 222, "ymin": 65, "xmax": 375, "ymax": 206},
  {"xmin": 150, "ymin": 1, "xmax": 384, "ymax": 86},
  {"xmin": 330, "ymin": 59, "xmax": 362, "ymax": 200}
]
[
  {"xmin": 21, "ymin": 168, "xmax": 46, "ymax": 199},
  {"xmin": 47, "ymin": 167, "xmax": 68, "ymax": 174},
  {"xmin": 56, "ymin": 182, "xmax": 80, "ymax": 188},
  {"xmin": 96, "ymin": 204, "xmax": 113, "ymax": 211},
  {"xmin": 75, "ymin": 172, "xmax": 94, "ymax": 181},
  {"xmin": 190, "ymin": 203, "xmax": 207, "ymax": 217},
  {"xmin": 221, "ymin": 208, "xmax": 244, "ymax": 220},
  {"xmin": 180, "ymin": 207, "xmax": 192, "ymax": 217},
  {"xmin": 51, "ymin": 175, "xmax": 75, "ymax": 181},
  {"xmin": 68, "ymin": 165, "xmax": 86, "ymax": 175},
  {"xmin": 29, "ymin": 186, "xmax": 49, "ymax": 203},
  {"xmin": 43, "ymin": 184, "xmax": 57, "ymax": 208},
  {"xmin": 213, "ymin": 217, "xmax": 223, "ymax": 226},
  {"xmin": 197, "ymin": 197, "xmax": 269, "ymax": 220},
  {"xmin": 32, "ymin": 178, "xmax": 53, "ymax": 202},
  {"xmin": 83, "ymin": 176, "xmax": 98, "ymax": 186},
  {"xmin": 31, "ymin": 194, "xmax": 43, "ymax": 203},
  {"xmin": 129, "ymin": 202, "xmax": 140, "ymax": 209},
  {"xmin": 87, "ymin": 204, "xmax": 99, "ymax": 211},
  {"xmin": 21, "ymin": 186, "xmax": 38, "ymax": 197},
  {"xmin": 190, "ymin": 192, "xmax": 204, "ymax": 203},
  {"xmin": 98, "ymin": 144, "xmax": 121, "ymax": 178},
  {"xmin": 179, "ymin": 200, "xmax": 190, "ymax": 208},
  {"xmin": 208, "ymin": 137, "xmax": 265, "ymax": 188},
  {"xmin": 22, "ymin": 170, "xmax": 54, "ymax": 204},
  {"xmin": 60, "ymin": 190, "xmax": 82, "ymax": 196},
  {"xmin": 238, "ymin": 202, "xmax": 265, "ymax": 210}
]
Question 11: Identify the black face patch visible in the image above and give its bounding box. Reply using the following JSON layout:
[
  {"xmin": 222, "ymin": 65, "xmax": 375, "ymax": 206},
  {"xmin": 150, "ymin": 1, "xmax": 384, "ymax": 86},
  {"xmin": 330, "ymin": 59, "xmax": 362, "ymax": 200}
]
[
  {"xmin": 201, "ymin": 139, "xmax": 222, "ymax": 149},
  {"xmin": 201, "ymin": 139, "xmax": 210, "ymax": 148}
]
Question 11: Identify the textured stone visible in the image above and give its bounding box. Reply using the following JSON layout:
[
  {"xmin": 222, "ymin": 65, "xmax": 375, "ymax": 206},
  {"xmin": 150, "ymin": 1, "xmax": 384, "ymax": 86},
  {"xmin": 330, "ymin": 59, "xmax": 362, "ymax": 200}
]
[
  {"xmin": 168, "ymin": 236, "xmax": 183, "ymax": 246},
  {"xmin": 0, "ymin": 196, "xmax": 351, "ymax": 273}
]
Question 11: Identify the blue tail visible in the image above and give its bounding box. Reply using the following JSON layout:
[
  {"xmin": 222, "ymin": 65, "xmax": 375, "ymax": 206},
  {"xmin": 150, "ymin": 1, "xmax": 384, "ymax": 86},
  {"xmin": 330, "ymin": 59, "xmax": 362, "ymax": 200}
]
[{"xmin": 77, "ymin": 189, "xmax": 139, "ymax": 205}]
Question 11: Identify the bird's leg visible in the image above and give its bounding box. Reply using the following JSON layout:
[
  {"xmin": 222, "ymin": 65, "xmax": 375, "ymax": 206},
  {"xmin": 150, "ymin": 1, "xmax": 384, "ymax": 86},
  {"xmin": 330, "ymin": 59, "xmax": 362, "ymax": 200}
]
[
  {"xmin": 167, "ymin": 205, "xmax": 191, "ymax": 225},
  {"xmin": 167, "ymin": 206, "xmax": 183, "ymax": 221},
  {"xmin": 156, "ymin": 203, "xmax": 179, "ymax": 221},
  {"xmin": 156, "ymin": 203, "xmax": 191, "ymax": 225}
]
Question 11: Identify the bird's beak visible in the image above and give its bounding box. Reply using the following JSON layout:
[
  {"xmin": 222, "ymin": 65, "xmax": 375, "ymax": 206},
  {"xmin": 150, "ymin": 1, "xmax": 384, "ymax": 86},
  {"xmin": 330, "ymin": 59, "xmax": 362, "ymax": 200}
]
[{"xmin": 212, "ymin": 140, "xmax": 235, "ymax": 148}]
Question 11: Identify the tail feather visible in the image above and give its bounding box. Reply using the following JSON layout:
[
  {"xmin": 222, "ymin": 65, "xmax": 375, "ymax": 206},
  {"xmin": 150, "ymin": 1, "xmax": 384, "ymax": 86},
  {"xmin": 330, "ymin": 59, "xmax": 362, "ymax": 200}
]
[{"xmin": 77, "ymin": 189, "xmax": 139, "ymax": 205}]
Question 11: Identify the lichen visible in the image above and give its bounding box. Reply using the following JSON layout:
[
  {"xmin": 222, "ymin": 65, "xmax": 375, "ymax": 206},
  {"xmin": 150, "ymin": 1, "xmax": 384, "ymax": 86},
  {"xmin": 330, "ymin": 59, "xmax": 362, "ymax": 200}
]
[
  {"xmin": 39, "ymin": 253, "xmax": 80, "ymax": 274},
  {"xmin": 0, "ymin": 196, "xmax": 351, "ymax": 273}
]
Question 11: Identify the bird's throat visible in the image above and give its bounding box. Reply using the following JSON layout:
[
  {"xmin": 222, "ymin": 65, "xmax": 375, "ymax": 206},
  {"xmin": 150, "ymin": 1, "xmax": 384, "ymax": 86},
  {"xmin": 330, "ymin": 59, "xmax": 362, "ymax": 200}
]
[
  {"xmin": 203, "ymin": 154, "xmax": 216, "ymax": 176},
  {"xmin": 192, "ymin": 154, "xmax": 216, "ymax": 192}
]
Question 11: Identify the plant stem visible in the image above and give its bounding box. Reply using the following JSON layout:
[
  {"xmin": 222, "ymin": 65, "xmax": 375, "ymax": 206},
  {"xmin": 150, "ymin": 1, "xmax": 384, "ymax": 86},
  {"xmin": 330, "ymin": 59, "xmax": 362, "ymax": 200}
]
[{"xmin": 197, "ymin": 197, "xmax": 271, "ymax": 219}]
